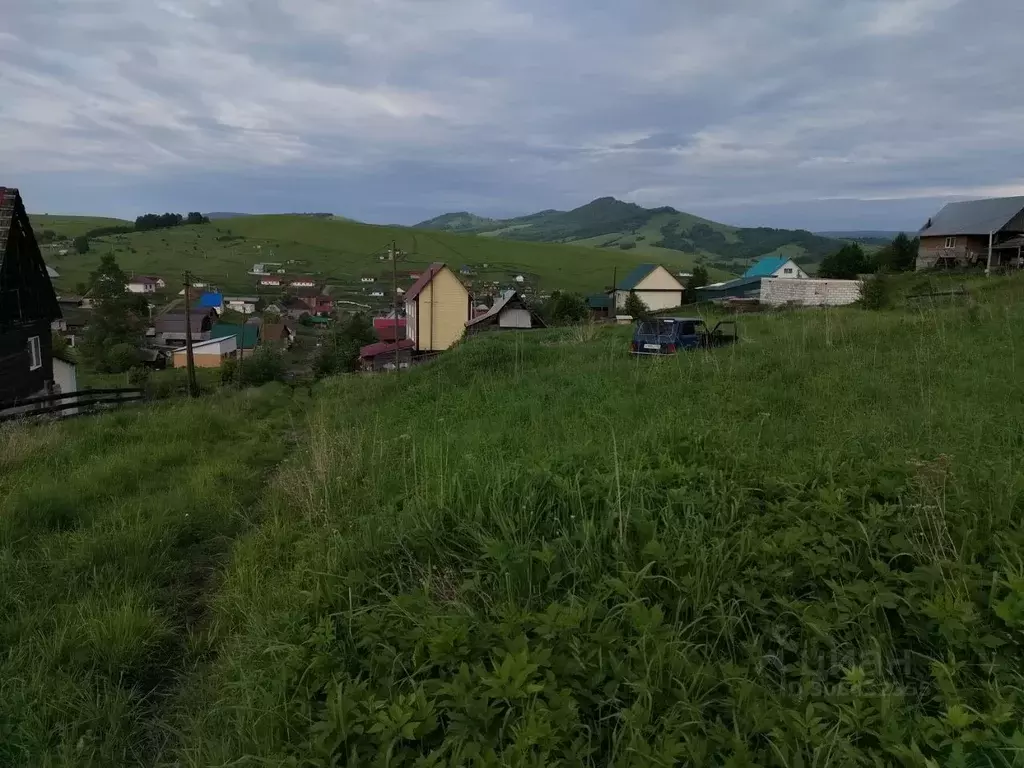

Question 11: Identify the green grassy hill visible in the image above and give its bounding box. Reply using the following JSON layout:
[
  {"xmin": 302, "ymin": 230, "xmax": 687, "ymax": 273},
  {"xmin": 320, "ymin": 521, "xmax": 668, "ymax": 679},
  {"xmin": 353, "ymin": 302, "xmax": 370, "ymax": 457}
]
[
  {"xmin": 41, "ymin": 214, "xmax": 726, "ymax": 307},
  {"xmin": 416, "ymin": 197, "xmax": 848, "ymax": 274},
  {"xmin": 5, "ymin": 276, "xmax": 1024, "ymax": 765},
  {"xmin": 30, "ymin": 214, "xmax": 131, "ymax": 239}
]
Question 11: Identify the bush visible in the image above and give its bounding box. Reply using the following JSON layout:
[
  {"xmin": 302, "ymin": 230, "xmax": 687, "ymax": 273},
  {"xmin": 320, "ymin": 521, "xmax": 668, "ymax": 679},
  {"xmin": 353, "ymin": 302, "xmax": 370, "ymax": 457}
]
[
  {"xmin": 618, "ymin": 241, "xmax": 636, "ymax": 250},
  {"xmin": 860, "ymin": 271, "xmax": 891, "ymax": 310},
  {"xmin": 238, "ymin": 346, "xmax": 286, "ymax": 386}
]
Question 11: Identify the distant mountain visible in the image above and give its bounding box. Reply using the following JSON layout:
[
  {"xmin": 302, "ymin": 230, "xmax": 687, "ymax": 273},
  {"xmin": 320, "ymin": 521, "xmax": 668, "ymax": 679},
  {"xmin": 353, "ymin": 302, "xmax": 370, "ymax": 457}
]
[
  {"xmin": 816, "ymin": 230, "xmax": 903, "ymax": 246},
  {"xmin": 414, "ymin": 197, "xmax": 847, "ymax": 270},
  {"xmin": 205, "ymin": 212, "xmax": 251, "ymax": 220}
]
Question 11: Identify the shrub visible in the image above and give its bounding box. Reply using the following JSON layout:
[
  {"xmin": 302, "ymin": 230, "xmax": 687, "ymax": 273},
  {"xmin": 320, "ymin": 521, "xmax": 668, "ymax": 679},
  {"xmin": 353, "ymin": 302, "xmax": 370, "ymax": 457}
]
[
  {"xmin": 623, "ymin": 291, "xmax": 651, "ymax": 319},
  {"xmin": 860, "ymin": 271, "xmax": 891, "ymax": 310}
]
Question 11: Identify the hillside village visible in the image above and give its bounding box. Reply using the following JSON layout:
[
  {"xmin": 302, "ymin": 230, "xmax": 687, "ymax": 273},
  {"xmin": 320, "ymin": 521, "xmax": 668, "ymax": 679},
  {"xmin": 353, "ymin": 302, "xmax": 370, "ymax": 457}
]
[
  {"xmin": 5, "ymin": 186, "xmax": 1024, "ymax": 414},
  {"xmin": 5, "ymin": 185, "xmax": 1024, "ymax": 765}
]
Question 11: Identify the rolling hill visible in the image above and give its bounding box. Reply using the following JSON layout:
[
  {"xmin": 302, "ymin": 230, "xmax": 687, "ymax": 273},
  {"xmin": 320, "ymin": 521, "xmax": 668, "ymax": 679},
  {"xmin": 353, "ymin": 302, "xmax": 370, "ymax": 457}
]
[
  {"xmin": 33, "ymin": 213, "xmax": 731, "ymax": 309},
  {"xmin": 416, "ymin": 197, "xmax": 849, "ymax": 273}
]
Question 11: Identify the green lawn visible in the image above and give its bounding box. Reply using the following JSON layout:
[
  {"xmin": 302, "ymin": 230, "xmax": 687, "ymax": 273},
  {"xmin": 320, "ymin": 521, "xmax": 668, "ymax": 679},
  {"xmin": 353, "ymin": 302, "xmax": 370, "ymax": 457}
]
[{"xmin": 4, "ymin": 276, "xmax": 1024, "ymax": 765}]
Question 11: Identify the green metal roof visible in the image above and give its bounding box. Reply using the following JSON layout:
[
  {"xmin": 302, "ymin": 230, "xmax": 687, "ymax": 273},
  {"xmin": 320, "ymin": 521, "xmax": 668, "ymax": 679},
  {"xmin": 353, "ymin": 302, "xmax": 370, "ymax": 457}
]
[
  {"xmin": 616, "ymin": 263, "xmax": 657, "ymax": 290},
  {"xmin": 212, "ymin": 322, "xmax": 259, "ymax": 348},
  {"xmin": 587, "ymin": 293, "xmax": 611, "ymax": 309},
  {"xmin": 743, "ymin": 256, "xmax": 789, "ymax": 278}
]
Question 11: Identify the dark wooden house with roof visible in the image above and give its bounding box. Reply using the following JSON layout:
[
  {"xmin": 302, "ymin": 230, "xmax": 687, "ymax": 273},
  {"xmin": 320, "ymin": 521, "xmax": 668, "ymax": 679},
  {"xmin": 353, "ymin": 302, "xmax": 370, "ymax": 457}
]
[
  {"xmin": 918, "ymin": 196, "xmax": 1024, "ymax": 271},
  {"xmin": 0, "ymin": 188, "xmax": 62, "ymax": 403}
]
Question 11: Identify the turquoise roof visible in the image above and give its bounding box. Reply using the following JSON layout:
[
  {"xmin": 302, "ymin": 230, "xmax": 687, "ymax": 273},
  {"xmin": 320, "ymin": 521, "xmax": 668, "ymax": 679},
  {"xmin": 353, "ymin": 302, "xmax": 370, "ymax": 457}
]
[
  {"xmin": 212, "ymin": 322, "xmax": 259, "ymax": 348},
  {"xmin": 587, "ymin": 294, "xmax": 611, "ymax": 309},
  {"xmin": 743, "ymin": 256, "xmax": 790, "ymax": 278},
  {"xmin": 616, "ymin": 263, "xmax": 657, "ymax": 290}
]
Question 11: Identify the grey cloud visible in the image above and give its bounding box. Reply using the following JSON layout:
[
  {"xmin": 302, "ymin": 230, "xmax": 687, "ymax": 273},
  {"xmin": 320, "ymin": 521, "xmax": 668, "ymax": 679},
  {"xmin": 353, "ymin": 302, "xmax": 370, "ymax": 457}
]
[{"xmin": 2, "ymin": 0, "xmax": 1023, "ymax": 230}]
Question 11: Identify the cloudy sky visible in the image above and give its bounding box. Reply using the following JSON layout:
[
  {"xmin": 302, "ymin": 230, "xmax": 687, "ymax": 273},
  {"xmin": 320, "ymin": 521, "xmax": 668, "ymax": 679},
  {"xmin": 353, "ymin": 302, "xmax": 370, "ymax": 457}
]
[{"xmin": 3, "ymin": 0, "xmax": 1023, "ymax": 230}]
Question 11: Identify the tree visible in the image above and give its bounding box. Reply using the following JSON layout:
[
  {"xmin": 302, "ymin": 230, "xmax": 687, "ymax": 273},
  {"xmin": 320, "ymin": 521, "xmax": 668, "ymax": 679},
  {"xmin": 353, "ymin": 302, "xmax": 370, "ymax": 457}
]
[
  {"xmin": 685, "ymin": 265, "xmax": 709, "ymax": 303},
  {"xmin": 313, "ymin": 313, "xmax": 378, "ymax": 378},
  {"xmin": 186, "ymin": 212, "xmax": 210, "ymax": 225},
  {"xmin": 889, "ymin": 232, "xmax": 918, "ymax": 272},
  {"xmin": 541, "ymin": 291, "xmax": 589, "ymax": 325},
  {"xmin": 73, "ymin": 236, "xmax": 90, "ymax": 254},
  {"xmin": 79, "ymin": 254, "xmax": 146, "ymax": 373},
  {"xmin": 819, "ymin": 243, "xmax": 871, "ymax": 279},
  {"xmin": 623, "ymin": 292, "xmax": 651, "ymax": 320}
]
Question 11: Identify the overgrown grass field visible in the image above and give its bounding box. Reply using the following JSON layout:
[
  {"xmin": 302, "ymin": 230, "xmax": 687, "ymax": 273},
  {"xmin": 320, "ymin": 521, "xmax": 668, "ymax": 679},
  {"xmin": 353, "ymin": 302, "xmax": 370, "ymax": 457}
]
[{"xmin": 4, "ymin": 280, "xmax": 1024, "ymax": 765}]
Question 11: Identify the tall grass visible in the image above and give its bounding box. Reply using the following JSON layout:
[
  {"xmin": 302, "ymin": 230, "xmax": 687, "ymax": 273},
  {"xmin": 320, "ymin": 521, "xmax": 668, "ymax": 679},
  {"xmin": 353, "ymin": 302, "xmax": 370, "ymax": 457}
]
[
  {"xmin": 0, "ymin": 384, "xmax": 308, "ymax": 766},
  {"xmin": 5, "ymin": 282, "xmax": 1024, "ymax": 765},
  {"xmin": 168, "ymin": 294, "xmax": 1024, "ymax": 765}
]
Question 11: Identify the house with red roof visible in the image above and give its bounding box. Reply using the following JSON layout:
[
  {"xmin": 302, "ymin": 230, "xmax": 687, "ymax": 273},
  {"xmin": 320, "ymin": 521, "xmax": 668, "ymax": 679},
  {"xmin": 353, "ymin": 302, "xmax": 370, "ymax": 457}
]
[{"xmin": 359, "ymin": 338, "xmax": 414, "ymax": 371}]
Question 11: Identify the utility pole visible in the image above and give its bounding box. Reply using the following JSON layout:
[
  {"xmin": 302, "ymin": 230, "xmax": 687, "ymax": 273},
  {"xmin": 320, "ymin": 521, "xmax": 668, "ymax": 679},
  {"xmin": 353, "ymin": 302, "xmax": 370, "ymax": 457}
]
[
  {"xmin": 182, "ymin": 271, "xmax": 199, "ymax": 397},
  {"xmin": 611, "ymin": 266, "xmax": 618, "ymax": 319},
  {"xmin": 390, "ymin": 240, "xmax": 401, "ymax": 372}
]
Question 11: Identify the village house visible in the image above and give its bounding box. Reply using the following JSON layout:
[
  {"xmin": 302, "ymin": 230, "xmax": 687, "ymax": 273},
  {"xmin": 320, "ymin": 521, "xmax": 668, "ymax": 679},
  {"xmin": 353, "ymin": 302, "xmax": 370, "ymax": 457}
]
[
  {"xmin": 610, "ymin": 264, "xmax": 686, "ymax": 312},
  {"xmin": 153, "ymin": 307, "xmax": 217, "ymax": 346},
  {"xmin": 127, "ymin": 275, "xmax": 166, "ymax": 294},
  {"xmin": 359, "ymin": 339, "xmax": 414, "ymax": 371},
  {"xmin": 465, "ymin": 290, "xmax": 545, "ymax": 334},
  {"xmin": 743, "ymin": 255, "xmax": 808, "ymax": 280},
  {"xmin": 917, "ymin": 196, "xmax": 1024, "ymax": 271},
  {"xmin": 171, "ymin": 335, "xmax": 237, "ymax": 368},
  {"xmin": 212, "ymin": 322, "xmax": 260, "ymax": 357},
  {"xmin": 177, "ymin": 281, "xmax": 208, "ymax": 296},
  {"xmin": 196, "ymin": 291, "xmax": 223, "ymax": 313},
  {"xmin": 361, "ymin": 276, "xmax": 375, "ymax": 283},
  {"xmin": 0, "ymin": 187, "xmax": 63, "ymax": 404},
  {"xmin": 373, "ymin": 312, "xmax": 407, "ymax": 342},
  {"xmin": 261, "ymin": 323, "xmax": 295, "ymax": 348},
  {"xmin": 223, "ymin": 296, "xmax": 260, "ymax": 314},
  {"xmin": 404, "ymin": 262, "xmax": 471, "ymax": 352},
  {"xmin": 259, "ymin": 275, "xmax": 283, "ymax": 288},
  {"xmin": 289, "ymin": 277, "xmax": 317, "ymax": 288}
]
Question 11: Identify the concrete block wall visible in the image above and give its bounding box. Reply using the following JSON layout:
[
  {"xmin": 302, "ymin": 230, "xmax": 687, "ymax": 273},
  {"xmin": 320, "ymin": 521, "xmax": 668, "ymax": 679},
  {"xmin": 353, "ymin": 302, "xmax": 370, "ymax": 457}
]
[{"xmin": 761, "ymin": 278, "xmax": 862, "ymax": 307}]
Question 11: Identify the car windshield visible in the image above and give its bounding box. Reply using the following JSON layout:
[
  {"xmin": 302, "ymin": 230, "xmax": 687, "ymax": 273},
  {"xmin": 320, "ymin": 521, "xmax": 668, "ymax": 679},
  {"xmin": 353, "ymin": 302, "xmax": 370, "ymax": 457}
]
[{"xmin": 637, "ymin": 320, "xmax": 697, "ymax": 336}]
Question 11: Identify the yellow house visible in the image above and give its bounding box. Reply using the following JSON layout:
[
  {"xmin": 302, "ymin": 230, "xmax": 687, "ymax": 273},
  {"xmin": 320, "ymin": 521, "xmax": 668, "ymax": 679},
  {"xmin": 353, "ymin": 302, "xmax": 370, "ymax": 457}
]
[
  {"xmin": 613, "ymin": 264, "xmax": 685, "ymax": 312},
  {"xmin": 404, "ymin": 262, "xmax": 471, "ymax": 352}
]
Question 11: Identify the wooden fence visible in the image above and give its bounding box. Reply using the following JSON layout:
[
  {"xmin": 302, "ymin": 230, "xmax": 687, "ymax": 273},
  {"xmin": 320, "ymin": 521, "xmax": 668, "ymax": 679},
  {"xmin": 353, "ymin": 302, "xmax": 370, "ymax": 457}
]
[{"xmin": 0, "ymin": 387, "xmax": 144, "ymax": 423}]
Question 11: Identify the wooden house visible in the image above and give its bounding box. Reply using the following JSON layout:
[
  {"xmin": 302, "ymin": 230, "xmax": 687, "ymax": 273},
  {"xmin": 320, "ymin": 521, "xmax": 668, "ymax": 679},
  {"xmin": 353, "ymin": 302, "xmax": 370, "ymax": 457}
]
[
  {"xmin": 404, "ymin": 262, "xmax": 470, "ymax": 352},
  {"xmin": 359, "ymin": 339, "xmax": 414, "ymax": 371},
  {"xmin": 918, "ymin": 197, "xmax": 1024, "ymax": 270},
  {"xmin": 0, "ymin": 187, "xmax": 62, "ymax": 403},
  {"xmin": 743, "ymin": 256, "xmax": 808, "ymax": 280},
  {"xmin": 465, "ymin": 290, "xmax": 545, "ymax": 334},
  {"xmin": 154, "ymin": 307, "xmax": 216, "ymax": 346}
]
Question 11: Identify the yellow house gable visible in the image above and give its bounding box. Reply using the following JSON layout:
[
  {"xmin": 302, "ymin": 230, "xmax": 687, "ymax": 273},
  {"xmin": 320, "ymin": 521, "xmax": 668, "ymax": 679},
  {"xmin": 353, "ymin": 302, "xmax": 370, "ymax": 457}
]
[
  {"xmin": 409, "ymin": 266, "xmax": 470, "ymax": 352},
  {"xmin": 634, "ymin": 265, "xmax": 685, "ymax": 292}
]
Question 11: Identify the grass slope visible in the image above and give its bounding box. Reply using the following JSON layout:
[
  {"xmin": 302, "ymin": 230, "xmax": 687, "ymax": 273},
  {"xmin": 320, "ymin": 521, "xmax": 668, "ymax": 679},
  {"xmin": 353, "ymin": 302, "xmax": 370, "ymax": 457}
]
[
  {"xmin": 45, "ymin": 215, "xmax": 704, "ymax": 302},
  {"xmin": 29, "ymin": 214, "xmax": 131, "ymax": 239},
  {"xmin": 0, "ymin": 385, "xmax": 307, "ymax": 766},
  {"xmin": 5, "ymin": 276, "xmax": 1024, "ymax": 765}
]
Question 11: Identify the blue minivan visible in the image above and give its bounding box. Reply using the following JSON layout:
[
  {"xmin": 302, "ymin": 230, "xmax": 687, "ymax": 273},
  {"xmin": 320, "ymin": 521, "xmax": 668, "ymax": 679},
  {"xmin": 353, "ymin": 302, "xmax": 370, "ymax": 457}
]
[{"xmin": 630, "ymin": 317, "xmax": 738, "ymax": 355}]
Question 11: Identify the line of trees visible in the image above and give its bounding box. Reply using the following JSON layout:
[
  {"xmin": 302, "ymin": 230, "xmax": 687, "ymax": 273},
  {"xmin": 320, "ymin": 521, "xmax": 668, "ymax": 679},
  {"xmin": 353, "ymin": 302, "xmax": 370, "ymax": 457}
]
[{"xmin": 818, "ymin": 232, "xmax": 919, "ymax": 280}]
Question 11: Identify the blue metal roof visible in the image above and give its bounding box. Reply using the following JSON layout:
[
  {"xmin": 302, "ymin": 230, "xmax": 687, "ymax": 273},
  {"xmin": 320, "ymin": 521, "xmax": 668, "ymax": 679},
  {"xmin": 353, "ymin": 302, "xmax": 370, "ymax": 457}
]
[
  {"xmin": 587, "ymin": 293, "xmax": 611, "ymax": 309},
  {"xmin": 197, "ymin": 292, "xmax": 223, "ymax": 308},
  {"xmin": 616, "ymin": 263, "xmax": 657, "ymax": 290},
  {"xmin": 743, "ymin": 256, "xmax": 789, "ymax": 278}
]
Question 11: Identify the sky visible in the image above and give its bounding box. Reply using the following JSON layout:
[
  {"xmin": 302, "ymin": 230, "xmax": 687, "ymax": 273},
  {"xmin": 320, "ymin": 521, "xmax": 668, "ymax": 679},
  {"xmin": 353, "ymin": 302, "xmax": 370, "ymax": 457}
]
[{"xmin": 3, "ymin": 0, "xmax": 1023, "ymax": 231}]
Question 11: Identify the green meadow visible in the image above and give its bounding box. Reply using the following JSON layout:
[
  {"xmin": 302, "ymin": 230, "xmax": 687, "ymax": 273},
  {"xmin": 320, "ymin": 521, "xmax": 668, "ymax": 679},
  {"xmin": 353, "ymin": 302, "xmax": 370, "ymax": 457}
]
[{"xmin": 3, "ymin": 275, "xmax": 1024, "ymax": 765}]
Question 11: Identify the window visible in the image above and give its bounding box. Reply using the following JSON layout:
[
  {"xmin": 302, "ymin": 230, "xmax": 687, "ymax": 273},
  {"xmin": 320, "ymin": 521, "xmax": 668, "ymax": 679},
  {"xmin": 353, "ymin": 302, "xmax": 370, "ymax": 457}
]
[
  {"xmin": 783, "ymin": 267, "xmax": 793, "ymax": 274},
  {"xmin": 28, "ymin": 336, "xmax": 42, "ymax": 370},
  {"xmin": 945, "ymin": 236, "xmax": 957, "ymax": 249}
]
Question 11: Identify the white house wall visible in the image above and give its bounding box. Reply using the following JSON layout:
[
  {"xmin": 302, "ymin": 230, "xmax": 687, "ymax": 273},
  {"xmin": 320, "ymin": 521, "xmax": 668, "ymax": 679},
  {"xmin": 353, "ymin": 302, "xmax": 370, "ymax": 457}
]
[
  {"xmin": 498, "ymin": 307, "xmax": 532, "ymax": 328},
  {"xmin": 761, "ymin": 278, "xmax": 861, "ymax": 307}
]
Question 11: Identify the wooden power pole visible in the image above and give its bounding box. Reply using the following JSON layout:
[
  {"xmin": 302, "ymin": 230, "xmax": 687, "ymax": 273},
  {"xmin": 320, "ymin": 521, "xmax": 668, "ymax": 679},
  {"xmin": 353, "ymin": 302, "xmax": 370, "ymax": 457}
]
[
  {"xmin": 182, "ymin": 271, "xmax": 199, "ymax": 397},
  {"xmin": 390, "ymin": 240, "xmax": 400, "ymax": 372}
]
